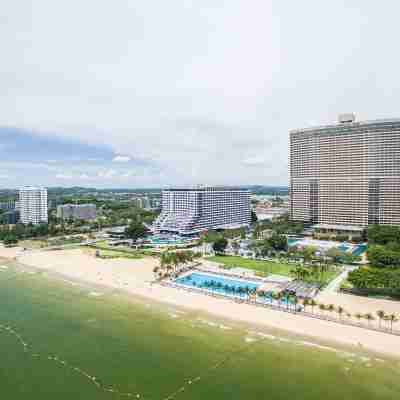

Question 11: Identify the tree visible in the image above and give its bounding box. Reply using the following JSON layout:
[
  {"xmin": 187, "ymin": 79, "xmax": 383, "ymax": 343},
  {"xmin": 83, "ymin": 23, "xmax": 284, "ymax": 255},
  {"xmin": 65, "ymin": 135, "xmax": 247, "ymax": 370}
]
[
  {"xmin": 124, "ymin": 221, "xmax": 147, "ymax": 241},
  {"xmin": 386, "ymin": 313, "xmax": 398, "ymax": 332},
  {"xmin": 251, "ymin": 210, "xmax": 258, "ymax": 225},
  {"xmin": 355, "ymin": 313, "xmax": 363, "ymax": 324},
  {"xmin": 367, "ymin": 225, "xmax": 400, "ymax": 246},
  {"xmin": 231, "ymin": 240, "xmax": 240, "ymax": 255},
  {"xmin": 327, "ymin": 304, "xmax": 335, "ymax": 316},
  {"xmin": 376, "ymin": 310, "xmax": 386, "ymax": 329},
  {"xmin": 325, "ymin": 248, "xmax": 343, "ymax": 265},
  {"xmin": 309, "ymin": 299, "xmax": 317, "ymax": 314},
  {"xmin": 212, "ymin": 237, "xmax": 228, "ymax": 254},
  {"xmin": 337, "ymin": 306, "xmax": 344, "ymax": 320},
  {"xmin": 301, "ymin": 246, "xmax": 317, "ymax": 265},
  {"xmin": 302, "ymin": 298, "xmax": 309, "ymax": 312},
  {"xmin": 3, "ymin": 234, "xmax": 18, "ymax": 246},
  {"xmin": 291, "ymin": 266, "xmax": 311, "ymax": 281},
  {"xmin": 364, "ymin": 313, "xmax": 375, "ymax": 327},
  {"xmin": 268, "ymin": 233, "xmax": 288, "ymax": 252}
]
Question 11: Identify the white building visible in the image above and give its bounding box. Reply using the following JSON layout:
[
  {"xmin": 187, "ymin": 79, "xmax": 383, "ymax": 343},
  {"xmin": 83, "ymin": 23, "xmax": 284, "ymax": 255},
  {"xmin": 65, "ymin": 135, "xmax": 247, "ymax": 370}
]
[
  {"xmin": 19, "ymin": 187, "xmax": 48, "ymax": 225},
  {"xmin": 153, "ymin": 187, "xmax": 251, "ymax": 235}
]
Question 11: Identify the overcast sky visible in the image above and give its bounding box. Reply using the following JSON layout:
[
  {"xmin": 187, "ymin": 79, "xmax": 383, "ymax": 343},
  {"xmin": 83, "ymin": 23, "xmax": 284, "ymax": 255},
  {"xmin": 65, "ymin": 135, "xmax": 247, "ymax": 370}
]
[{"xmin": 1, "ymin": 1, "xmax": 400, "ymax": 188}]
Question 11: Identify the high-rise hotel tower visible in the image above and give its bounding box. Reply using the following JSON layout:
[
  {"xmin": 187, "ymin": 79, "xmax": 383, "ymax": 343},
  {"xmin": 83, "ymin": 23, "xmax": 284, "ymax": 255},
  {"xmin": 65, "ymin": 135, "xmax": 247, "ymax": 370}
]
[
  {"xmin": 19, "ymin": 187, "xmax": 48, "ymax": 225},
  {"xmin": 290, "ymin": 114, "xmax": 400, "ymax": 229},
  {"xmin": 153, "ymin": 187, "xmax": 251, "ymax": 235}
]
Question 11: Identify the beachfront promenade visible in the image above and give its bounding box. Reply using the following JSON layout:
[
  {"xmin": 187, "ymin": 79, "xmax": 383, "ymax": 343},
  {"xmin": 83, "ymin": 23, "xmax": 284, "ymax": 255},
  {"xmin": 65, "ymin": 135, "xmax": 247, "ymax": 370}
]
[{"xmin": 160, "ymin": 277, "xmax": 400, "ymax": 337}]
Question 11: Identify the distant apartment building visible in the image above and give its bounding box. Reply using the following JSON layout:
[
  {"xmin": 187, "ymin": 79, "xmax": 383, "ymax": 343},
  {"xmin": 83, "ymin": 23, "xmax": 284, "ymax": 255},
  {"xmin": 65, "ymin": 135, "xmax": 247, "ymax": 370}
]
[
  {"xmin": 0, "ymin": 200, "xmax": 16, "ymax": 211},
  {"xmin": 2, "ymin": 210, "xmax": 20, "ymax": 225},
  {"xmin": 57, "ymin": 204, "xmax": 97, "ymax": 220},
  {"xmin": 290, "ymin": 114, "xmax": 400, "ymax": 231},
  {"xmin": 153, "ymin": 187, "xmax": 251, "ymax": 235},
  {"xmin": 19, "ymin": 187, "xmax": 48, "ymax": 225},
  {"xmin": 131, "ymin": 196, "xmax": 154, "ymax": 210}
]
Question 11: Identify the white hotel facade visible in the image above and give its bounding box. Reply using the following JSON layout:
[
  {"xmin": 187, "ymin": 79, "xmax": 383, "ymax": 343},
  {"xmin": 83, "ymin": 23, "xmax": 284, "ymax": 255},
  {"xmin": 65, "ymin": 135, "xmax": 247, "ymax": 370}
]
[
  {"xmin": 153, "ymin": 187, "xmax": 251, "ymax": 235},
  {"xmin": 19, "ymin": 187, "xmax": 48, "ymax": 225},
  {"xmin": 290, "ymin": 114, "xmax": 400, "ymax": 229}
]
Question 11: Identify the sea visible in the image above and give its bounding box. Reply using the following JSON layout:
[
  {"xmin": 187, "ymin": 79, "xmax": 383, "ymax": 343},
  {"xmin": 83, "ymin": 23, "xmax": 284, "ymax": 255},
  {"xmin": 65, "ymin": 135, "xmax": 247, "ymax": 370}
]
[{"xmin": 0, "ymin": 260, "xmax": 399, "ymax": 400}]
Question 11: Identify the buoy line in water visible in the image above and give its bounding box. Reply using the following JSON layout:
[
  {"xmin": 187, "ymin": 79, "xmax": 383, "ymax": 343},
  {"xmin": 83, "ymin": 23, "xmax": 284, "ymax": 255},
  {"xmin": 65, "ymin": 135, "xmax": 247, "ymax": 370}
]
[
  {"xmin": 1, "ymin": 322, "xmax": 265, "ymax": 400},
  {"xmin": 0, "ymin": 323, "xmax": 143, "ymax": 398},
  {"xmin": 161, "ymin": 335, "xmax": 267, "ymax": 400}
]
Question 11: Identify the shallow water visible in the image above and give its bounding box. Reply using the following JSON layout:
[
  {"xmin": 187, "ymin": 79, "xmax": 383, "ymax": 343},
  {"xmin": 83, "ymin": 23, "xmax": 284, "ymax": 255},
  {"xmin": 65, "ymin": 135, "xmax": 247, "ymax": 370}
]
[{"xmin": 0, "ymin": 262, "xmax": 399, "ymax": 399}]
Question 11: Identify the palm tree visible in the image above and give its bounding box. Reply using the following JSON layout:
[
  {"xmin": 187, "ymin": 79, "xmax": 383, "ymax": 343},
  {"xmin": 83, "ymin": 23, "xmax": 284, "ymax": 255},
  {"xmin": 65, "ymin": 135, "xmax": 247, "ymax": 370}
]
[
  {"xmin": 293, "ymin": 296, "xmax": 299, "ymax": 312},
  {"xmin": 337, "ymin": 306, "xmax": 344, "ymax": 321},
  {"xmin": 376, "ymin": 310, "xmax": 386, "ymax": 329},
  {"xmin": 153, "ymin": 266, "xmax": 159, "ymax": 279},
  {"xmin": 387, "ymin": 313, "xmax": 398, "ymax": 332},
  {"xmin": 309, "ymin": 299, "xmax": 317, "ymax": 314},
  {"xmin": 303, "ymin": 298, "xmax": 309, "ymax": 312},
  {"xmin": 327, "ymin": 304, "xmax": 335, "ymax": 318},
  {"xmin": 355, "ymin": 313, "xmax": 363, "ymax": 325},
  {"xmin": 364, "ymin": 313, "xmax": 374, "ymax": 327}
]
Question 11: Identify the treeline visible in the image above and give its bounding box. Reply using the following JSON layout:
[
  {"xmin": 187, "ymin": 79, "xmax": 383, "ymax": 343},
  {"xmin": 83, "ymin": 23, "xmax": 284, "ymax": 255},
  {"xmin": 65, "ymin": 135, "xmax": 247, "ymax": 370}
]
[
  {"xmin": 255, "ymin": 214, "xmax": 304, "ymax": 235},
  {"xmin": 0, "ymin": 224, "xmax": 55, "ymax": 246},
  {"xmin": 366, "ymin": 225, "xmax": 400, "ymax": 268},
  {"xmin": 348, "ymin": 225, "xmax": 400, "ymax": 296}
]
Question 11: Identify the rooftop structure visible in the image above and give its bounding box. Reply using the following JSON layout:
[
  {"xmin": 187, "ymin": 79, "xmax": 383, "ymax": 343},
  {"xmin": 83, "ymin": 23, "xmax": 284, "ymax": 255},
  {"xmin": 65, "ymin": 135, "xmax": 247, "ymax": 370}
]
[
  {"xmin": 153, "ymin": 187, "xmax": 251, "ymax": 235},
  {"xmin": 290, "ymin": 115, "xmax": 400, "ymax": 228}
]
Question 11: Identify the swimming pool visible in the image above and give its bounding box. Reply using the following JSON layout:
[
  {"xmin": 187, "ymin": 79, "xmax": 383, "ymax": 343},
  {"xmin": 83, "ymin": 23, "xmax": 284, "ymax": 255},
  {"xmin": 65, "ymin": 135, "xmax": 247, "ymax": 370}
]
[
  {"xmin": 174, "ymin": 272, "xmax": 296, "ymax": 309},
  {"xmin": 145, "ymin": 234, "xmax": 195, "ymax": 246},
  {"xmin": 352, "ymin": 244, "xmax": 367, "ymax": 256},
  {"xmin": 175, "ymin": 272, "xmax": 260, "ymax": 299}
]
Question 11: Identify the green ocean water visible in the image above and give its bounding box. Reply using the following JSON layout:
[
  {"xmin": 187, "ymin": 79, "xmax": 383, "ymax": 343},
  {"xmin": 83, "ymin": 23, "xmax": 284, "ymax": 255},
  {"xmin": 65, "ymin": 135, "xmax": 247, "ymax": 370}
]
[{"xmin": 0, "ymin": 261, "xmax": 399, "ymax": 400}]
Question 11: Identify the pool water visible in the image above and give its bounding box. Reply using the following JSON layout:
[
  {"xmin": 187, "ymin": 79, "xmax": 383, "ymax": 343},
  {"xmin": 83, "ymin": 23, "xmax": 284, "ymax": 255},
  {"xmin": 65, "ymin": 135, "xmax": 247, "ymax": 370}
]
[
  {"xmin": 337, "ymin": 244, "xmax": 349, "ymax": 252},
  {"xmin": 288, "ymin": 239, "xmax": 367, "ymax": 256},
  {"xmin": 174, "ymin": 272, "xmax": 295, "ymax": 308},
  {"xmin": 146, "ymin": 234, "xmax": 194, "ymax": 246},
  {"xmin": 175, "ymin": 272, "xmax": 259, "ymax": 299},
  {"xmin": 352, "ymin": 244, "xmax": 367, "ymax": 256}
]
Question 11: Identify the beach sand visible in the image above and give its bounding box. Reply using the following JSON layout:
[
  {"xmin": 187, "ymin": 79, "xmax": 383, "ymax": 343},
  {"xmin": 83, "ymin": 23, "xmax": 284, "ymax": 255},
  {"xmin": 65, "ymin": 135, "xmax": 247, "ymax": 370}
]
[{"xmin": 5, "ymin": 248, "xmax": 400, "ymax": 358}]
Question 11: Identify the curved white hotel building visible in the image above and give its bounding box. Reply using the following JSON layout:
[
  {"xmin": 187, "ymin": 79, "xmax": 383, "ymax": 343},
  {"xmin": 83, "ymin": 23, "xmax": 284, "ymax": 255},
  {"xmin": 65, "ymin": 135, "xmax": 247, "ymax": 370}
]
[
  {"xmin": 290, "ymin": 114, "xmax": 400, "ymax": 231},
  {"xmin": 154, "ymin": 187, "xmax": 251, "ymax": 235},
  {"xmin": 19, "ymin": 186, "xmax": 48, "ymax": 225}
]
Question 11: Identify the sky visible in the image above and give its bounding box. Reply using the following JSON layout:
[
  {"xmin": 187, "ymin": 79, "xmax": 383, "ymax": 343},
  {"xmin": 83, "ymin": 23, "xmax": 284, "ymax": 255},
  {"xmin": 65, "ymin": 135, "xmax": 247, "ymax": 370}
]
[{"xmin": 2, "ymin": 1, "xmax": 400, "ymax": 188}]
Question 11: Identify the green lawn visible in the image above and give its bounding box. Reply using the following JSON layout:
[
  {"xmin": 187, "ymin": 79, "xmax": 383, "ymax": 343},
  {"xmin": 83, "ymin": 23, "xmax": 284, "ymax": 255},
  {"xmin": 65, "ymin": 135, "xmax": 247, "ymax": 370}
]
[
  {"xmin": 207, "ymin": 255, "xmax": 293, "ymax": 277},
  {"xmin": 89, "ymin": 241, "xmax": 143, "ymax": 259},
  {"xmin": 206, "ymin": 255, "xmax": 339, "ymax": 285}
]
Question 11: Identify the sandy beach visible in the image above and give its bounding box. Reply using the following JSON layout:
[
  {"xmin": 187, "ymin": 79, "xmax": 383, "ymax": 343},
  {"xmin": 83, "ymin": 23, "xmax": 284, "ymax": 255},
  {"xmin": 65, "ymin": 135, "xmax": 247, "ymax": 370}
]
[{"xmin": 2, "ymin": 246, "xmax": 400, "ymax": 358}]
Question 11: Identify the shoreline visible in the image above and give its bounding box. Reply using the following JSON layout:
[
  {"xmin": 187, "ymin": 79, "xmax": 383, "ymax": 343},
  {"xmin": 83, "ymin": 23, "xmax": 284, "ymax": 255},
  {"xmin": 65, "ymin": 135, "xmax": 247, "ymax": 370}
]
[
  {"xmin": 3, "ymin": 248, "xmax": 400, "ymax": 359},
  {"xmin": 1, "ymin": 258, "xmax": 382, "ymax": 363}
]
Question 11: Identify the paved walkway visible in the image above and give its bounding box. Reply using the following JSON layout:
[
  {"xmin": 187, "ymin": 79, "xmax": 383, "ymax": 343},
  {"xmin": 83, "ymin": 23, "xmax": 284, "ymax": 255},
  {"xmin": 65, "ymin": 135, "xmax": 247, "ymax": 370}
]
[{"xmin": 323, "ymin": 265, "xmax": 357, "ymax": 293}]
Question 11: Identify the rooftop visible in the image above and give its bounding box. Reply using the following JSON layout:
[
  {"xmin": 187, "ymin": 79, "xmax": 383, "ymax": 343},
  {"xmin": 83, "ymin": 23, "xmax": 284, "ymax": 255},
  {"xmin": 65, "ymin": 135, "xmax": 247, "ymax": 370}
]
[
  {"xmin": 163, "ymin": 186, "xmax": 250, "ymax": 192},
  {"xmin": 291, "ymin": 116, "xmax": 400, "ymax": 134},
  {"xmin": 312, "ymin": 223, "xmax": 364, "ymax": 232}
]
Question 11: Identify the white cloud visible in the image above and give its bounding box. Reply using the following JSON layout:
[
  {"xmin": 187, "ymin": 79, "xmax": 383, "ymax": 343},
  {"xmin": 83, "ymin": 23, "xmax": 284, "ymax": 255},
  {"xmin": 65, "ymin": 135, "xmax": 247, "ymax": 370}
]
[
  {"xmin": 242, "ymin": 156, "xmax": 268, "ymax": 166},
  {"xmin": 2, "ymin": 1, "xmax": 400, "ymax": 186},
  {"xmin": 55, "ymin": 173, "xmax": 73, "ymax": 180},
  {"xmin": 112, "ymin": 155, "xmax": 131, "ymax": 163},
  {"xmin": 97, "ymin": 169, "xmax": 117, "ymax": 179}
]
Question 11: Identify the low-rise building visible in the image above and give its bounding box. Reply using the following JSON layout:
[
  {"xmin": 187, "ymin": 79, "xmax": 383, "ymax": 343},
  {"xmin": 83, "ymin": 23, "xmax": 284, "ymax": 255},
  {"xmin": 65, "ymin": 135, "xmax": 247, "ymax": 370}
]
[
  {"xmin": 57, "ymin": 204, "xmax": 97, "ymax": 220},
  {"xmin": 2, "ymin": 210, "xmax": 20, "ymax": 225}
]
